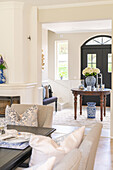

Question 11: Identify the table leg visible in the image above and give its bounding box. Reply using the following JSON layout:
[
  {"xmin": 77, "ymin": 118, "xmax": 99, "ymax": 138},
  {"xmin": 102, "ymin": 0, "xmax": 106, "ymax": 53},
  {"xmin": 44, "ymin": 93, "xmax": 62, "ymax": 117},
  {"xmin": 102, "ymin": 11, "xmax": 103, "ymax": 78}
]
[
  {"xmin": 80, "ymin": 95, "xmax": 82, "ymax": 115},
  {"xmin": 100, "ymin": 94, "xmax": 104, "ymax": 121},
  {"xmin": 74, "ymin": 94, "xmax": 78, "ymax": 120},
  {"xmin": 104, "ymin": 95, "xmax": 106, "ymax": 117}
]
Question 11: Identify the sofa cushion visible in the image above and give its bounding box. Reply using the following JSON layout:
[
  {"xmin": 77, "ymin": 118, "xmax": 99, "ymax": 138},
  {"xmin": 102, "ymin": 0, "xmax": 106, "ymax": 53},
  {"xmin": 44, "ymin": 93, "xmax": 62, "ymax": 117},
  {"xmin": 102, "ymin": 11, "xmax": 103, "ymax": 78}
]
[
  {"xmin": 11, "ymin": 104, "xmax": 53, "ymax": 128},
  {"xmin": 5, "ymin": 105, "xmax": 38, "ymax": 127},
  {"xmin": 60, "ymin": 126, "xmax": 85, "ymax": 153},
  {"xmin": 29, "ymin": 126, "xmax": 85, "ymax": 167},
  {"xmin": 43, "ymin": 85, "xmax": 49, "ymax": 98},
  {"xmin": 29, "ymin": 135, "xmax": 65, "ymax": 167},
  {"xmin": 5, "ymin": 105, "xmax": 20, "ymax": 125}
]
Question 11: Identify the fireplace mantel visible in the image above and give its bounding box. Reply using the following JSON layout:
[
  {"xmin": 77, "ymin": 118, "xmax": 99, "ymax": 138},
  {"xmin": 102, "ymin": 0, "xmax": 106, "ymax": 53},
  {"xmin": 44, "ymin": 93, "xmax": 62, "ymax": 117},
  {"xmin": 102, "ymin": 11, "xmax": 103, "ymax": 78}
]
[{"xmin": 0, "ymin": 83, "xmax": 43, "ymax": 104}]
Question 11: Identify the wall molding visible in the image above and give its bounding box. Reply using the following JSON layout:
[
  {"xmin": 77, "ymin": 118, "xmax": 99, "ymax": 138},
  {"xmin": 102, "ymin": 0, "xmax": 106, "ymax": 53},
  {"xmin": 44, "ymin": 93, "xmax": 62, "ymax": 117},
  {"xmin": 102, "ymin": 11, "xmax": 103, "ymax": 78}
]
[
  {"xmin": 0, "ymin": 83, "xmax": 38, "ymax": 89},
  {"xmin": 38, "ymin": 0, "xmax": 113, "ymax": 9}
]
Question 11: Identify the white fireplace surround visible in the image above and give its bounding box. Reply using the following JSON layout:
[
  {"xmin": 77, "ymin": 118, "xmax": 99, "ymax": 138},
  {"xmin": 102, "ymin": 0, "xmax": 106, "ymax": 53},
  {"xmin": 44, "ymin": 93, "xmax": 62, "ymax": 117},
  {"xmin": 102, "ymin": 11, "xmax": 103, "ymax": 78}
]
[{"xmin": 0, "ymin": 83, "xmax": 43, "ymax": 105}]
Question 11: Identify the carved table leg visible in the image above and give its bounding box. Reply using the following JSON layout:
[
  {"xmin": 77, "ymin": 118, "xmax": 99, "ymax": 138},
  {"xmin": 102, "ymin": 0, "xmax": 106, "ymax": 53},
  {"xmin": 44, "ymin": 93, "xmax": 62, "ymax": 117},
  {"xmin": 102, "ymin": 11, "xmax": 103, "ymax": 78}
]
[
  {"xmin": 80, "ymin": 95, "xmax": 82, "ymax": 115},
  {"xmin": 104, "ymin": 95, "xmax": 106, "ymax": 117},
  {"xmin": 100, "ymin": 93, "xmax": 104, "ymax": 121},
  {"xmin": 74, "ymin": 94, "xmax": 78, "ymax": 120}
]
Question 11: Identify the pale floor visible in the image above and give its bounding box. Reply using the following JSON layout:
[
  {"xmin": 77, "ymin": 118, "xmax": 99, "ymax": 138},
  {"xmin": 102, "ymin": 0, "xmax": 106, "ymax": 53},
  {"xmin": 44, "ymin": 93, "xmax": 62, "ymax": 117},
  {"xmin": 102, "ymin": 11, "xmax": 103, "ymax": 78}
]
[
  {"xmin": 94, "ymin": 137, "xmax": 113, "ymax": 170},
  {"xmin": 52, "ymin": 106, "xmax": 112, "ymax": 170}
]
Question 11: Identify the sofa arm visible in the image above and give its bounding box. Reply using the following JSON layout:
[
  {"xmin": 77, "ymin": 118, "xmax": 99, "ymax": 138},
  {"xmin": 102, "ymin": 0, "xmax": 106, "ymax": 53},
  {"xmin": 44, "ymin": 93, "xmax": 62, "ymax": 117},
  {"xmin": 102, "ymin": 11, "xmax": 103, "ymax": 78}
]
[
  {"xmin": 38, "ymin": 105, "xmax": 53, "ymax": 128},
  {"xmin": 43, "ymin": 111, "xmax": 53, "ymax": 128},
  {"xmin": 54, "ymin": 149, "xmax": 81, "ymax": 170}
]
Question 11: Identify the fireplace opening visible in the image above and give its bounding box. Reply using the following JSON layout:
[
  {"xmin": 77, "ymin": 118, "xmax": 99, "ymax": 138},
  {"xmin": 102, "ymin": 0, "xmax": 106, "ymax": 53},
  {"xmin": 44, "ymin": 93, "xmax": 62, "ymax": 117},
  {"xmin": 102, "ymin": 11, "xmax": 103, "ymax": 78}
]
[{"xmin": 0, "ymin": 96, "xmax": 20, "ymax": 117}]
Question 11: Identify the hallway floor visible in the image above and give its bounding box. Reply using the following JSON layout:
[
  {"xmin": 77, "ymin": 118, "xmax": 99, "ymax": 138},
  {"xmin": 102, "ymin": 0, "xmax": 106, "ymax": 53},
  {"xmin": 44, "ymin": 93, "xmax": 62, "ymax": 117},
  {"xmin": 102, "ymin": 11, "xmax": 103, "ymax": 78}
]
[{"xmin": 52, "ymin": 106, "xmax": 112, "ymax": 170}]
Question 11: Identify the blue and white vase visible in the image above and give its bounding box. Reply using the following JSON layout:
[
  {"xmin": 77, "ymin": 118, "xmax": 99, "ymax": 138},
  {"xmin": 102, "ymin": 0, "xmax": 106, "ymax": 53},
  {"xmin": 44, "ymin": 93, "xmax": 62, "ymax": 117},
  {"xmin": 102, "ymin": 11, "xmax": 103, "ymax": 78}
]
[
  {"xmin": 85, "ymin": 76, "xmax": 96, "ymax": 90},
  {"xmin": 0, "ymin": 69, "xmax": 6, "ymax": 84},
  {"xmin": 87, "ymin": 102, "xmax": 96, "ymax": 119}
]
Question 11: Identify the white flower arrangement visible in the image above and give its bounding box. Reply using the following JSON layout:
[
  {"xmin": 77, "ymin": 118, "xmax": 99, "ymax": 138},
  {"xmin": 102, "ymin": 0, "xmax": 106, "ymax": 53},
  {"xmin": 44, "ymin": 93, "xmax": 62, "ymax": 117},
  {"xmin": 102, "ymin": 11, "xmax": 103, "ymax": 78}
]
[{"xmin": 82, "ymin": 67, "xmax": 100, "ymax": 77}]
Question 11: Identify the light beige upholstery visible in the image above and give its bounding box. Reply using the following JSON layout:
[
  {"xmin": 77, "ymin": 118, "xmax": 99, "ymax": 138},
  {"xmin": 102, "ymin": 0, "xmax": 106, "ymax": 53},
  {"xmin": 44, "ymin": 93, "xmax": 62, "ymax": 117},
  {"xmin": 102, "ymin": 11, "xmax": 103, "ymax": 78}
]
[
  {"xmin": 78, "ymin": 123, "xmax": 102, "ymax": 170},
  {"xmin": 53, "ymin": 123, "xmax": 102, "ymax": 170},
  {"xmin": 54, "ymin": 149, "xmax": 81, "ymax": 170},
  {"xmin": 16, "ymin": 123, "xmax": 102, "ymax": 170},
  {"xmin": 16, "ymin": 149, "xmax": 81, "ymax": 170},
  {"xmin": 11, "ymin": 104, "xmax": 53, "ymax": 128}
]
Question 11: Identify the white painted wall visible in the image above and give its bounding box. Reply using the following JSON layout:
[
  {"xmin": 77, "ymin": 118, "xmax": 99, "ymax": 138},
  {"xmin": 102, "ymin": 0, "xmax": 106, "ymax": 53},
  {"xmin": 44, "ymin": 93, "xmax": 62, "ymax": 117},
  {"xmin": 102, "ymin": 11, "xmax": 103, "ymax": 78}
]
[
  {"xmin": 0, "ymin": 2, "xmax": 42, "ymax": 104},
  {"xmin": 0, "ymin": 2, "xmax": 24, "ymax": 83}
]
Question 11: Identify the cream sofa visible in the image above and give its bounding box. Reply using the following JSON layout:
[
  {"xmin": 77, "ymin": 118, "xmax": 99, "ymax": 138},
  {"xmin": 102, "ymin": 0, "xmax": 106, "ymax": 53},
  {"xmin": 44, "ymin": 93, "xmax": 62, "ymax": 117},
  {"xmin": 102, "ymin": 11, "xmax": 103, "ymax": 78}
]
[
  {"xmin": 17, "ymin": 123, "xmax": 102, "ymax": 170},
  {"xmin": 54, "ymin": 123, "xmax": 102, "ymax": 170},
  {"xmin": 11, "ymin": 104, "xmax": 53, "ymax": 128}
]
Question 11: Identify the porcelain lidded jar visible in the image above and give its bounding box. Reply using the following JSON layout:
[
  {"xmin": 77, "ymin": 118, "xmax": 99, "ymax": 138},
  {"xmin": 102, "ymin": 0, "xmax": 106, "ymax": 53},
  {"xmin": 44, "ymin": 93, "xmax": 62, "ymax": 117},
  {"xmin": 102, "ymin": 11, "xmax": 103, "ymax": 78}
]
[
  {"xmin": 87, "ymin": 102, "xmax": 96, "ymax": 119},
  {"xmin": 85, "ymin": 76, "xmax": 96, "ymax": 90},
  {"xmin": 0, "ymin": 69, "xmax": 6, "ymax": 84}
]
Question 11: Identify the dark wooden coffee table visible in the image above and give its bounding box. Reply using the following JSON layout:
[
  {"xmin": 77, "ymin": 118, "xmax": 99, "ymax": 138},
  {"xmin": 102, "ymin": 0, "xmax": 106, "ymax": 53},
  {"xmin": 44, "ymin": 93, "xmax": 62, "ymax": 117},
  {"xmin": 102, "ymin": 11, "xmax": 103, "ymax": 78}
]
[{"xmin": 0, "ymin": 125, "xmax": 56, "ymax": 170}]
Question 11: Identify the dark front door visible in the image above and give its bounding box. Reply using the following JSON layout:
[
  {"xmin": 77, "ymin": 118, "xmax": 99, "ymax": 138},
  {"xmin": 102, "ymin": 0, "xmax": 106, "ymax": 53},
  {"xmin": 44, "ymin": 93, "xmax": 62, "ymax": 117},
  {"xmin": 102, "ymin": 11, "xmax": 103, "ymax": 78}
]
[{"xmin": 81, "ymin": 45, "xmax": 111, "ymax": 106}]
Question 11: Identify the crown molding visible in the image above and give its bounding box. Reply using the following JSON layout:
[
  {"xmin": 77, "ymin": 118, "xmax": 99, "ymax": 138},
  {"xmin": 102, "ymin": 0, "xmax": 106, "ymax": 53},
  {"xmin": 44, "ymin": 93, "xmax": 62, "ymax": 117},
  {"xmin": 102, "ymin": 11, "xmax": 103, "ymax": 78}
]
[
  {"xmin": 55, "ymin": 29, "xmax": 112, "ymax": 34},
  {"xmin": 38, "ymin": 0, "xmax": 113, "ymax": 9}
]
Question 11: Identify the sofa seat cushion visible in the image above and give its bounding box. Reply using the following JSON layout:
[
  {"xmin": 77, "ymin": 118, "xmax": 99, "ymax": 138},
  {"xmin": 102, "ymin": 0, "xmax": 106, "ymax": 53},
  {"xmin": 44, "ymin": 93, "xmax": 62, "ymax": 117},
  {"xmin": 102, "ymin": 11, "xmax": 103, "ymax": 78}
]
[{"xmin": 5, "ymin": 105, "xmax": 38, "ymax": 127}]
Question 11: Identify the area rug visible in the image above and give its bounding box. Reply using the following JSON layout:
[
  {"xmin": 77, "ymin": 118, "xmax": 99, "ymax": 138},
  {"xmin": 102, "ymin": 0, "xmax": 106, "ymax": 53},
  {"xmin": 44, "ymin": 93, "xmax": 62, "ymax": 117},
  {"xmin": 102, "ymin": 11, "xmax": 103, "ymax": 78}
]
[{"xmin": 53, "ymin": 106, "xmax": 110, "ymax": 129}]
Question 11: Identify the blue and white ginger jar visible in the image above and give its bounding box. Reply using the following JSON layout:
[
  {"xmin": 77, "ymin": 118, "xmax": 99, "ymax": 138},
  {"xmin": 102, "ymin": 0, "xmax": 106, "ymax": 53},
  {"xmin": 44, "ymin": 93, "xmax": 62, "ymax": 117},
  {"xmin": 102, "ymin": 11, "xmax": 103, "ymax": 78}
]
[
  {"xmin": 0, "ymin": 69, "xmax": 6, "ymax": 84},
  {"xmin": 87, "ymin": 102, "xmax": 96, "ymax": 119}
]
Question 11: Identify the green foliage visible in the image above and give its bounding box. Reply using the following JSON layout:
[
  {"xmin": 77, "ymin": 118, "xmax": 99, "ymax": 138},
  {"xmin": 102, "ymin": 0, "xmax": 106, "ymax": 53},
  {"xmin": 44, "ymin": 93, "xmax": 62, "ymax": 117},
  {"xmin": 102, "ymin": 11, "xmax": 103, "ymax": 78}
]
[
  {"xmin": 59, "ymin": 67, "xmax": 68, "ymax": 78},
  {"xmin": 58, "ymin": 62, "xmax": 68, "ymax": 79},
  {"xmin": 0, "ymin": 64, "xmax": 6, "ymax": 70},
  {"xmin": 85, "ymin": 72, "xmax": 97, "ymax": 77}
]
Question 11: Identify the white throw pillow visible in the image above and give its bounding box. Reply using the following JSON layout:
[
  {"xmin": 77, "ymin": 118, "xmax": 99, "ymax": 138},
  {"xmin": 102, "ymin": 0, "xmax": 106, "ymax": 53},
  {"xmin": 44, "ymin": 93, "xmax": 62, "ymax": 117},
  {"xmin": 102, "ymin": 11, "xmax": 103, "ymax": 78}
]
[
  {"xmin": 60, "ymin": 126, "xmax": 85, "ymax": 153},
  {"xmin": 29, "ymin": 135, "xmax": 65, "ymax": 167},
  {"xmin": 29, "ymin": 126, "xmax": 85, "ymax": 167},
  {"xmin": 5, "ymin": 105, "xmax": 38, "ymax": 127}
]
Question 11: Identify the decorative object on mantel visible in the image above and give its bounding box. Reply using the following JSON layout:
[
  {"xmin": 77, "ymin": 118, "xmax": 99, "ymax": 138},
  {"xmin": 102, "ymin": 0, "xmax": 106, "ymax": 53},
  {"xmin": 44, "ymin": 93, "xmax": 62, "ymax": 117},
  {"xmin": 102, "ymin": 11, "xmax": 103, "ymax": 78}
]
[
  {"xmin": 42, "ymin": 50, "xmax": 45, "ymax": 70},
  {"xmin": 0, "ymin": 55, "xmax": 7, "ymax": 84},
  {"xmin": 82, "ymin": 67, "xmax": 100, "ymax": 90}
]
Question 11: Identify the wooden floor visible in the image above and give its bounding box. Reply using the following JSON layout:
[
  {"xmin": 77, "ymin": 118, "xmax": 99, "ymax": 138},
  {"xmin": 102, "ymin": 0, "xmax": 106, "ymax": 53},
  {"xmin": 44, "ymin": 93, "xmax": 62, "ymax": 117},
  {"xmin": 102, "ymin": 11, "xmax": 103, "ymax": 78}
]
[{"xmin": 94, "ymin": 137, "xmax": 113, "ymax": 170}]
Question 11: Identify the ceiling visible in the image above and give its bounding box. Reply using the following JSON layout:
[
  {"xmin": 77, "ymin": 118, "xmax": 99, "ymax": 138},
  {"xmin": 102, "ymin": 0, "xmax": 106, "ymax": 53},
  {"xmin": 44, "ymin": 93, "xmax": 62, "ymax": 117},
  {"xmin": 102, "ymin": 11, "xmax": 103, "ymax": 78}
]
[{"xmin": 42, "ymin": 20, "xmax": 112, "ymax": 34}]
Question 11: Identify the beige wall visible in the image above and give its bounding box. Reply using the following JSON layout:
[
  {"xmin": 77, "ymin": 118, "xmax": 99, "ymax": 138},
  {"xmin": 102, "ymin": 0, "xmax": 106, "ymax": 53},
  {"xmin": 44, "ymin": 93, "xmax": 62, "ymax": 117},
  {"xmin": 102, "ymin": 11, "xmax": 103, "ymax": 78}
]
[{"xmin": 39, "ymin": 4, "xmax": 113, "ymax": 23}]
